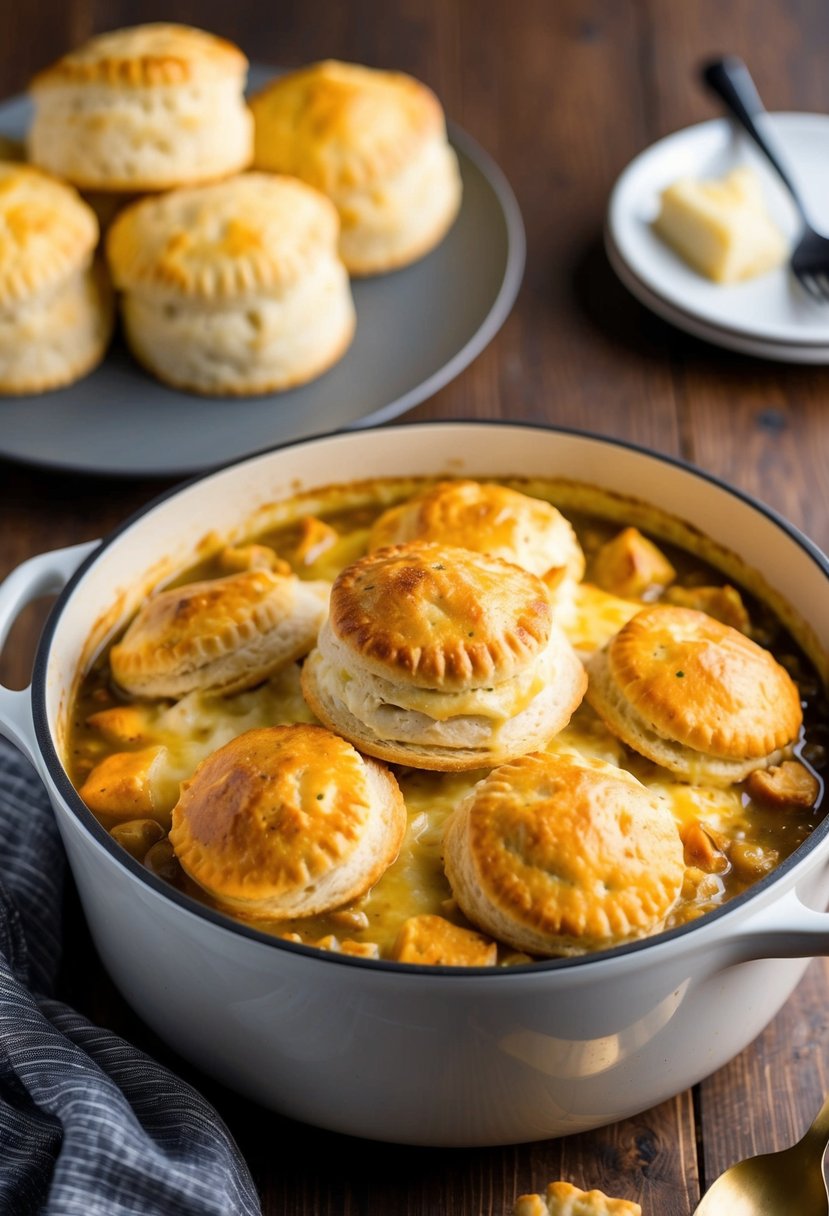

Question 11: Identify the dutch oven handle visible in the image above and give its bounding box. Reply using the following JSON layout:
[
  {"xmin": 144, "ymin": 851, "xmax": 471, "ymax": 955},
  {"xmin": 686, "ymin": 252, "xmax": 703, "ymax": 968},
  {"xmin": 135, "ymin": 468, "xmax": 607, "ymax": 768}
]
[
  {"xmin": 0, "ymin": 541, "xmax": 99, "ymax": 770},
  {"xmin": 729, "ymin": 882, "xmax": 829, "ymax": 960}
]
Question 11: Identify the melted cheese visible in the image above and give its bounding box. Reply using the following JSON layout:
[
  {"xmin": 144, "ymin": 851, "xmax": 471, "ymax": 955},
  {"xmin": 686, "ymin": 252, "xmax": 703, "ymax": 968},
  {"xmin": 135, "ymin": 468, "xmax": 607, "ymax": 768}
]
[{"xmin": 563, "ymin": 583, "xmax": 641, "ymax": 655}]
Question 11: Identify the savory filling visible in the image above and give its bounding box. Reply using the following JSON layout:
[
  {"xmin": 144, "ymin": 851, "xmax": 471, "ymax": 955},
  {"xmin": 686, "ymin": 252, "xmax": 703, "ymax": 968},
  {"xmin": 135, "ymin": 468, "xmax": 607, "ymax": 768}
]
[{"xmin": 65, "ymin": 480, "xmax": 827, "ymax": 965}]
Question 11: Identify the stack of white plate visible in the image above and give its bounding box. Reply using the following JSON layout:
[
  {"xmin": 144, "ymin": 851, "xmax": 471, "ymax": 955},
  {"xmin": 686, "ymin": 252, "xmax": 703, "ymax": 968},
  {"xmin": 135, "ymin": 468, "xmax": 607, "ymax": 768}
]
[{"xmin": 605, "ymin": 112, "xmax": 829, "ymax": 362}]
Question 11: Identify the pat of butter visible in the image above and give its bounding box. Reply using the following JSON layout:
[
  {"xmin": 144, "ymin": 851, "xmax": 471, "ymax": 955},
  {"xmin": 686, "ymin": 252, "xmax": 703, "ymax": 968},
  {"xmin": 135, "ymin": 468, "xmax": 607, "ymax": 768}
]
[{"xmin": 652, "ymin": 166, "xmax": 788, "ymax": 283}]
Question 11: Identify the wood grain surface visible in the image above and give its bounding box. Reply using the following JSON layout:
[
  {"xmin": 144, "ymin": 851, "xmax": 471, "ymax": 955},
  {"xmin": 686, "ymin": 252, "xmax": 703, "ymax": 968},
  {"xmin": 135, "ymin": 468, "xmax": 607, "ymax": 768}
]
[{"xmin": 2, "ymin": 2, "xmax": 829, "ymax": 1213}]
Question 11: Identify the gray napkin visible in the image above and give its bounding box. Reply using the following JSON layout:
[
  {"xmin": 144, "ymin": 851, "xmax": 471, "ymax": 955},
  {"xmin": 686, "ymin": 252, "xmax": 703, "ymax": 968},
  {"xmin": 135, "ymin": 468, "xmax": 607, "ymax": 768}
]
[{"xmin": 0, "ymin": 736, "xmax": 262, "ymax": 1216}]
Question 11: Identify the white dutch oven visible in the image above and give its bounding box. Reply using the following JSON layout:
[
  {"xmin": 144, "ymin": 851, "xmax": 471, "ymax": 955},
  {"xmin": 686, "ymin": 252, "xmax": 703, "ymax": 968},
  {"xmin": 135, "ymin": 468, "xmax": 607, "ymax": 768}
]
[{"xmin": 2, "ymin": 421, "xmax": 829, "ymax": 1148}]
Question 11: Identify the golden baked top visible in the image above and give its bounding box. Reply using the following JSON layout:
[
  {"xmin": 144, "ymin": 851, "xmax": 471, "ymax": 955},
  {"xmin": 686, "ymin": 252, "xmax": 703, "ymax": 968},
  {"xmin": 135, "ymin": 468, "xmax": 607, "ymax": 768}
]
[
  {"xmin": 110, "ymin": 567, "xmax": 328, "ymax": 696},
  {"xmin": 106, "ymin": 172, "xmax": 341, "ymax": 299},
  {"xmin": 68, "ymin": 477, "xmax": 828, "ymax": 963},
  {"xmin": 30, "ymin": 23, "xmax": 248, "ymax": 90},
  {"xmin": 0, "ymin": 163, "xmax": 98, "ymax": 304},
  {"xmin": 368, "ymin": 480, "xmax": 585, "ymax": 581},
  {"xmin": 169, "ymin": 723, "xmax": 405, "ymax": 915},
  {"xmin": 443, "ymin": 752, "xmax": 685, "ymax": 955},
  {"xmin": 606, "ymin": 605, "xmax": 802, "ymax": 759},
  {"xmin": 250, "ymin": 59, "xmax": 445, "ymax": 193},
  {"xmin": 327, "ymin": 542, "xmax": 553, "ymax": 690}
]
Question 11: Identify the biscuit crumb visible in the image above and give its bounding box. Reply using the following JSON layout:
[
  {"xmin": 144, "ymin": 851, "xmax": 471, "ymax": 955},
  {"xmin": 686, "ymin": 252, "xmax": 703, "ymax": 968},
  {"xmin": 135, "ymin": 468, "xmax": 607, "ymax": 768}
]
[{"xmin": 514, "ymin": 1180, "xmax": 642, "ymax": 1215}]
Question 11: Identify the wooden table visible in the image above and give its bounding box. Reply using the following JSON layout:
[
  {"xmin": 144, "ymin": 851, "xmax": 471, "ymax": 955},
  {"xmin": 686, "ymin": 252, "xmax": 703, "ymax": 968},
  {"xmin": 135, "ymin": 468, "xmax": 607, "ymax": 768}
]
[{"xmin": 2, "ymin": 2, "xmax": 829, "ymax": 1212}]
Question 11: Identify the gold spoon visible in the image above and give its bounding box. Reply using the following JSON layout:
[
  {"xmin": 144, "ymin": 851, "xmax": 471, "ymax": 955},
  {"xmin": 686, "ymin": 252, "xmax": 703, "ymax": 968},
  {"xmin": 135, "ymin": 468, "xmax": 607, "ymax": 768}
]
[{"xmin": 693, "ymin": 1094, "xmax": 829, "ymax": 1215}]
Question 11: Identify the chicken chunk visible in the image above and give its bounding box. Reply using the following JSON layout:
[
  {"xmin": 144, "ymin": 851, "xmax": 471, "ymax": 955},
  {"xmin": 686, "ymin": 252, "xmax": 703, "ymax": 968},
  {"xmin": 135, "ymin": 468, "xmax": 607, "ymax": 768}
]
[
  {"xmin": 79, "ymin": 746, "xmax": 168, "ymax": 817},
  {"xmin": 745, "ymin": 760, "xmax": 820, "ymax": 809},
  {"xmin": 391, "ymin": 914, "xmax": 497, "ymax": 966},
  {"xmin": 218, "ymin": 544, "xmax": 290, "ymax": 574},
  {"xmin": 680, "ymin": 819, "xmax": 729, "ymax": 873},
  {"xmin": 590, "ymin": 527, "xmax": 676, "ymax": 599},
  {"xmin": 663, "ymin": 583, "xmax": 751, "ymax": 634}
]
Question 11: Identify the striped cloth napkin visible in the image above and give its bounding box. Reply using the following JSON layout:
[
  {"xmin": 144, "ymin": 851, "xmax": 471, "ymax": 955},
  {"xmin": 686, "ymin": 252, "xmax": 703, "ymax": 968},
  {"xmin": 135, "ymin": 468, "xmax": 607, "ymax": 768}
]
[{"xmin": 0, "ymin": 737, "xmax": 262, "ymax": 1216}]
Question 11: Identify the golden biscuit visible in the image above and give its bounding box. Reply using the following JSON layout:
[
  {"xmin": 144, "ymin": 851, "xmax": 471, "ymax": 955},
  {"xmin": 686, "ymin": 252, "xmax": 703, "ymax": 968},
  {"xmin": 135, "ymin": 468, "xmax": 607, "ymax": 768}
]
[
  {"xmin": 586, "ymin": 605, "xmax": 802, "ymax": 785},
  {"xmin": 169, "ymin": 724, "xmax": 406, "ymax": 918},
  {"xmin": 111, "ymin": 568, "xmax": 330, "ymax": 698},
  {"xmin": 250, "ymin": 59, "xmax": 462, "ymax": 274},
  {"xmin": 443, "ymin": 752, "xmax": 685, "ymax": 956},
  {"xmin": 328, "ymin": 540, "xmax": 552, "ymax": 686},
  {"xmin": 28, "ymin": 23, "xmax": 253, "ymax": 191},
  {"xmin": 301, "ymin": 543, "xmax": 587, "ymax": 770},
  {"xmin": 106, "ymin": 173, "xmax": 355, "ymax": 395},
  {"xmin": 368, "ymin": 481, "xmax": 585, "ymax": 583},
  {"xmin": 514, "ymin": 1181, "xmax": 642, "ymax": 1216},
  {"xmin": 0, "ymin": 163, "xmax": 113, "ymax": 394}
]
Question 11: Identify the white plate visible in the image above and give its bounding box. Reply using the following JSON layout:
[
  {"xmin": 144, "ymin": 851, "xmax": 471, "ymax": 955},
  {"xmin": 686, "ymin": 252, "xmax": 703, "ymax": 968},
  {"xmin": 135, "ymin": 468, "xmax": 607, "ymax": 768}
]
[
  {"xmin": 607, "ymin": 113, "xmax": 829, "ymax": 349},
  {"xmin": 605, "ymin": 226, "xmax": 829, "ymax": 363},
  {"xmin": 0, "ymin": 67, "xmax": 525, "ymax": 478}
]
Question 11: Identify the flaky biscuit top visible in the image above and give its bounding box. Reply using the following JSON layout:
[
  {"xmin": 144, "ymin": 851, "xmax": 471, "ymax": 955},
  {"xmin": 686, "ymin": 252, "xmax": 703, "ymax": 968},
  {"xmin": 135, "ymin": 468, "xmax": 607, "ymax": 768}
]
[
  {"xmin": 456, "ymin": 752, "xmax": 685, "ymax": 944},
  {"xmin": 110, "ymin": 568, "xmax": 309, "ymax": 688},
  {"xmin": 170, "ymin": 725, "xmax": 374, "ymax": 902},
  {"xmin": 368, "ymin": 480, "xmax": 586, "ymax": 581},
  {"xmin": 250, "ymin": 59, "xmax": 446, "ymax": 193},
  {"xmin": 30, "ymin": 23, "xmax": 248, "ymax": 90},
  {"xmin": 607, "ymin": 605, "xmax": 802, "ymax": 758},
  {"xmin": 327, "ymin": 543, "xmax": 553, "ymax": 691},
  {"xmin": 106, "ymin": 172, "xmax": 341, "ymax": 300},
  {"xmin": 0, "ymin": 163, "xmax": 98, "ymax": 305}
]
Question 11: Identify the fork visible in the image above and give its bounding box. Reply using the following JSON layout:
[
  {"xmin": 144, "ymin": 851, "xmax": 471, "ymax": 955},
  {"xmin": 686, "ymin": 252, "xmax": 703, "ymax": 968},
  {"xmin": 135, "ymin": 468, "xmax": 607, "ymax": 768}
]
[
  {"xmin": 692, "ymin": 1091, "xmax": 829, "ymax": 1215},
  {"xmin": 702, "ymin": 55, "xmax": 829, "ymax": 303}
]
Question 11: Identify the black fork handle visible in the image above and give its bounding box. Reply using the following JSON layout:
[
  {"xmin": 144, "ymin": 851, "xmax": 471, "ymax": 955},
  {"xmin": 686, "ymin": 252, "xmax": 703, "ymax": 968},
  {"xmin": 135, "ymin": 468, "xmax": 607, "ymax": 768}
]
[{"xmin": 702, "ymin": 56, "xmax": 808, "ymax": 224}]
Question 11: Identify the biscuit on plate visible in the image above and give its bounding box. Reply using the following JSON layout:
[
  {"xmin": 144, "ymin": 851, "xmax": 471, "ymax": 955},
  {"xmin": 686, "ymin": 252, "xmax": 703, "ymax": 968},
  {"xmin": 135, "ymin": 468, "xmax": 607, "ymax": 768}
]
[
  {"xmin": 514, "ymin": 1180, "xmax": 642, "ymax": 1215},
  {"xmin": 300, "ymin": 542, "xmax": 587, "ymax": 770},
  {"xmin": 105, "ymin": 172, "xmax": 356, "ymax": 395},
  {"xmin": 110, "ymin": 568, "xmax": 330, "ymax": 698},
  {"xmin": 250, "ymin": 59, "xmax": 462, "ymax": 275},
  {"xmin": 0, "ymin": 163, "xmax": 113, "ymax": 395},
  {"xmin": 585, "ymin": 604, "xmax": 802, "ymax": 785},
  {"xmin": 368, "ymin": 481, "xmax": 585, "ymax": 588},
  {"xmin": 169, "ymin": 724, "xmax": 406, "ymax": 918},
  {"xmin": 27, "ymin": 23, "xmax": 253, "ymax": 192},
  {"xmin": 443, "ymin": 752, "xmax": 684, "ymax": 957}
]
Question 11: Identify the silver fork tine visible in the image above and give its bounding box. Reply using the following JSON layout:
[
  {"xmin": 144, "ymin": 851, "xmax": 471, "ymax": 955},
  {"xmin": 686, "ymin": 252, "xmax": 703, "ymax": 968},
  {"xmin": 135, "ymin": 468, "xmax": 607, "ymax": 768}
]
[
  {"xmin": 796, "ymin": 272, "xmax": 825, "ymax": 303},
  {"xmin": 808, "ymin": 276, "xmax": 829, "ymax": 303}
]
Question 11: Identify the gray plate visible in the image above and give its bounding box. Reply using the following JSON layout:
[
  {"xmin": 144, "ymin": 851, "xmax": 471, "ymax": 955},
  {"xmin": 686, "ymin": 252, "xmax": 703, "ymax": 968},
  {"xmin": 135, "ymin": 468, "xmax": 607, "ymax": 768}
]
[{"xmin": 0, "ymin": 66, "xmax": 525, "ymax": 478}]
